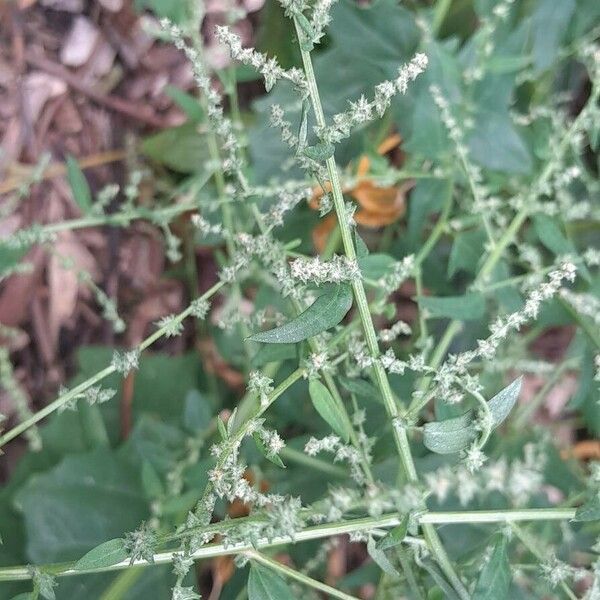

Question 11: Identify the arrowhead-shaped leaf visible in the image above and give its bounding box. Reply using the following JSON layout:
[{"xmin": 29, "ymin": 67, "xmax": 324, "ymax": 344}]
[{"xmin": 248, "ymin": 284, "xmax": 353, "ymax": 344}]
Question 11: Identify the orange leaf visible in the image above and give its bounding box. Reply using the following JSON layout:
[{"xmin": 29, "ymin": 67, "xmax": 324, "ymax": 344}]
[{"xmin": 312, "ymin": 214, "xmax": 337, "ymax": 253}]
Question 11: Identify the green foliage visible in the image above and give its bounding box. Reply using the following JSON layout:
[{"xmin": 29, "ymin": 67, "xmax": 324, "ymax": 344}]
[
  {"xmin": 65, "ymin": 155, "xmax": 92, "ymax": 214},
  {"xmin": 423, "ymin": 378, "xmax": 522, "ymax": 454},
  {"xmin": 308, "ymin": 379, "xmax": 351, "ymax": 442},
  {"xmin": 1, "ymin": 0, "xmax": 599, "ymax": 598},
  {"xmin": 418, "ymin": 293, "xmax": 486, "ymax": 321},
  {"xmin": 248, "ymin": 284, "xmax": 353, "ymax": 343},
  {"xmin": 248, "ymin": 562, "xmax": 292, "ymax": 600},
  {"xmin": 74, "ymin": 538, "xmax": 128, "ymax": 571}
]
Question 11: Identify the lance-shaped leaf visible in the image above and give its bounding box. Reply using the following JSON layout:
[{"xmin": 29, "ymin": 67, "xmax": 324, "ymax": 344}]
[
  {"xmin": 423, "ymin": 377, "xmax": 522, "ymax": 455},
  {"xmin": 488, "ymin": 376, "xmax": 522, "ymax": 426},
  {"xmin": 309, "ymin": 379, "xmax": 351, "ymax": 442},
  {"xmin": 74, "ymin": 538, "xmax": 128, "ymax": 571},
  {"xmin": 248, "ymin": 284, "xmax": 353, "ymax": 344},
  {"xmin": 66, "ymin": 155, "xmax": 92, "ymax": 214},
  {"xmin": 472, "ymin": 535, "xmax": 511, "ymax": 600}
]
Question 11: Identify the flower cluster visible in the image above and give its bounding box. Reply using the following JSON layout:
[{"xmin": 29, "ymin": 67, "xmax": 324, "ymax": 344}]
[
  {"xmin": 0, "ymin": 348, "xmax": 42, "ymax": 451},
  {"xmin": 378, "ymin": 255, "xmax": 415, "ymax": 294},
  {"xmin": 289, "ymin": 255, "xmax": 361, "ymax": 284},
  {"xmin": 305, "ymin": 434, "xmax": 365, "ymax": 483},
  {"xmin": 215, "ymin": 26, "xmax": 306, "ymax": 93},
  {"xmin": 379, "ymin": 320, "xmax": 412, "ymax": 342},
  {"xmin": 318, "ymin": 54, "xmax": 429, "ymax": 143},
  {"xmin": 191, "ymin": 214, "xmax": 223, "ymax": 237},
  {"xmin": 247, "ymin": 371, "xmax": 274, "ymax": 408},
  {"xmin": 111, "ymin": 349, "xmax": 140, "ymax": 374},
  {"xmin": 425, "ymin": 442, "xmax": 547, "ymax": 507},
  {"xmin": 155, "ymin": 314, "xmax": 184, "ymax": 338}
]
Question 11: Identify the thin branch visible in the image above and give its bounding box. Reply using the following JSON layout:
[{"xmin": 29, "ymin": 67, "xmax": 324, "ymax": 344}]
[{"xmin": 0, "ymin": 509, "xmax": 576, "ymax": 582}]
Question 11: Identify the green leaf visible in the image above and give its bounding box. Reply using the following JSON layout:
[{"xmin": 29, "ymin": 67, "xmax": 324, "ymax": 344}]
[
  {"xmin": 533, "ymin": 214, "xmax": 576, "ymax": 256},
  {"xmin": 423, "ymin": 377, "xmax": 521, "ymax": 454},
  {"xmin": 248, "ymin": 562, "xmax": 293, "ymax": 600},
  {"xmin": 448, "ymin": 229, "xmax": 486, "ymax": 277},
  {"xmin": 66, "ymin": 155, "xmax": 92, "ymax": 213},
  {"xmin": 309, "ymin": 379, "xmax": 351, "ymax": 443},
  {"xmin": 418, "ymin": 293, "xmax": 485, "ymax": 321},
  {"xmin": 251, "ymin": 343, "xmax": 297, "ymax": 367},
  {"xmin": 14, "ymin": 449, "xmax": 148, "ymax": 563},
  {"xmin": 358, "ymin": 254, "xmax": 397, "ymax": 280},
  {"xmin": 530, "ymin": 0, "xmax": 575, "ymax": 73},
  {"xmin": 164, "ymin": 85, "xmax": 204, "ymax": 122},
  {"xmin": 354, "ymin": 231, "xmax": 370, "ymax": 259},
  {"xmin": 183, "ymin": 390, "xmax": 212, "ymax": 433},
  {"xmin": 339, "ymin": 376, "xmax": 380, "ymax": 403},
  {"xmin": 472, "ymin": 535, "xmax": 511, "ymax": 600},
  {"xmin": 488, "ymin": 377, "xmax": 522, "ymax": 427},
  {"xmin": 423, "ymin": 411, "xmax": 477, "ymax": 455},
  {"xmin": 367, "ymin": 535, "xmax": 399, "ymax": 577},
  {"xmin": 141, "ymin": 460, "xmax": 164, "ymax": 499},
  {"xmin": 376, "ymin": 516, "xmax": 408, "ymax": 551},
  {"xmin": 74, "ymin": 538, "xmax": 128, "ymax": 571},
  {"xmin": 573, "ymin": 495, "xmax": 600, "ymax": 522},
  {"xmin": 469, "ymin": 110, "xmax": 532, "ymax": 174},
  {"xmin": 303, "ymin": 141, "xmax": 335, "ymax": 162},
  {"xmin": 141, "ymin": 124, "xmax": 211, "ymax": 173},
  {"xmin": 248, "ymin": 284, "xmax": 353, "ymax": 344}
]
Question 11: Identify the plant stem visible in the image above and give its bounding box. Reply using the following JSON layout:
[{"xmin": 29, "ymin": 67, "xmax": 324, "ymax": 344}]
[
  {"xmin": 410, "ymin": 82, "xmax": 599, "ymax": 412},
  {"xmin": 279, "ymin": 445, "xmax": 347, "ymax": 477},
  {"xmin": 246, "ymin": 550, "xmax": 360, "ymax": 600},
  {"xmin": 0, "ymin": 281, "xmax": 225, "ymax": 448},
  {"xmin": 0, "ymin": 509, "xmax": 576, "ymax": 582},
  {"xmin": 293, "ymin": 20, "xmax": 469, "ymax": 599},
  {"xmin": 510, "ymin": 522, "xmax": 578, "ymax": 600}
]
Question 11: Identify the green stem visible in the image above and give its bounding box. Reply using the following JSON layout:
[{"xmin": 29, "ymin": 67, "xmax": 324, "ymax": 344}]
[
  {"xmin": 410, "ymin": 83, "xmax": 599, "ymax": 413},
  {"xmin": 246, "ymin": 550, "xmax": 360, "ymax": 600},
  {"xmin": 279, "ymin": 445, "xmax": 348, "ymax": 477},
  {"xmin": 0, "ymin": 509, "xmax": 576, "ymax": 582},
  {"xmin": 510, "ymin": 523, "xmax": 578, "ymax": 600},
  {"xmin": 0, "ymin": 281, "xmax": 225, "ymax": 448},
  {"xmin": 293, "ymin": 20, "xmax": 469, "ymax": 600}
]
